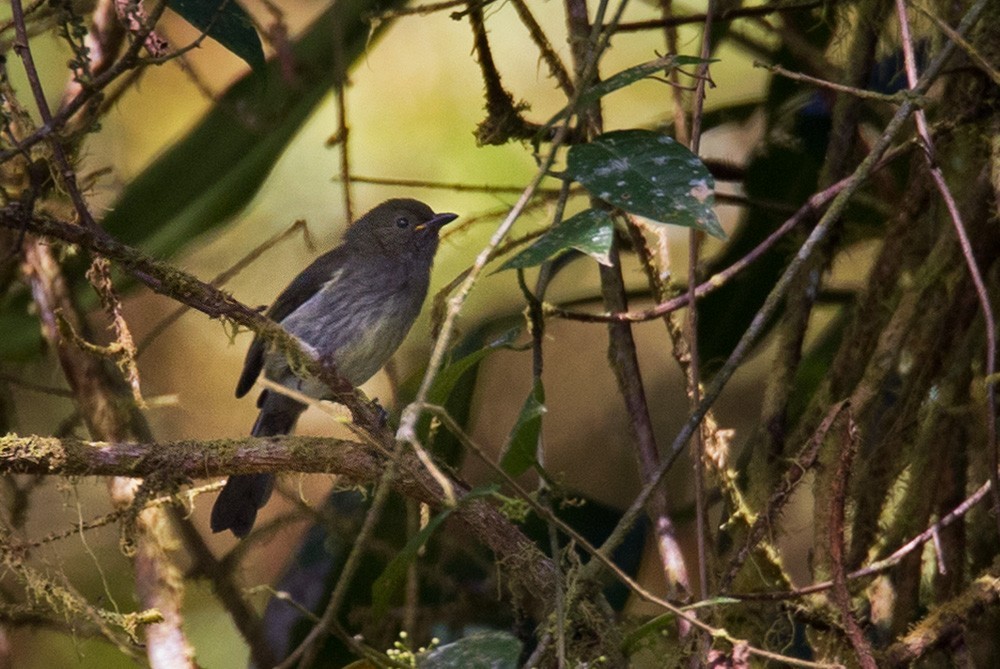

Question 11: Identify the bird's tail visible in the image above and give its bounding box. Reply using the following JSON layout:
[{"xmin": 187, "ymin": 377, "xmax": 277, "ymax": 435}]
[{"xmin": 211, "ymin": 390, "xmax": 306, "ymax": 538}]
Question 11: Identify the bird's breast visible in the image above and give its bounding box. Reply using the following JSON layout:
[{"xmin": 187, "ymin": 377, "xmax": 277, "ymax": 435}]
[{"xmin": 267, "ymin": 263, "xmax": 431, "ymax": 390}]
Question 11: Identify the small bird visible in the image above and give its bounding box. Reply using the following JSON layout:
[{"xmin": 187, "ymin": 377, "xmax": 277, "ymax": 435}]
[{"xmin": 211, "ymin": 198, "xmax": 457, "ymax": 537}]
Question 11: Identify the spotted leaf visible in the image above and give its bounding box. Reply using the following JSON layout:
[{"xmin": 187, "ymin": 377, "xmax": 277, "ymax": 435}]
[
  {"xmin": 498, "ymin": 208, "xmax": 613, "ymax": 271},
  {"xmin": 566, "ymin": 129, "xmax": 726, "ymax": 239}
]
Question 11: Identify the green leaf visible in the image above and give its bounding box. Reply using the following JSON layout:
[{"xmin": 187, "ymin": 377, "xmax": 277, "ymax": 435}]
[
  {"xmin": 499, "ymin": 380, "xmax": 546, "ymax": 476},
  {"xmin": 540, "ymin": 56, "xmax": 716, "ymax": 136},
  {"xmin": 371, "ymin": 486, "xmax": 498, "ymax": 619},
  {"xmin": 498, "ymin": 208, "xmax": 613, "ymax": 271},
  {"xmin": 419, "ymin": 631, "xmax": 522, "ymax": 669},
  {"xmin": 671, "ymin": 55, "xmax": 721, "ymax": 67},
  {"xmin": 622, "ymin": 597, "xmax": 739, "ymax": 652},
  {"xmin": 566, "ymin": 129, "xmax": 726, "ymax": 239},
  {"xmin": 682, "ymin": 595, "xmax": 741, "ymax": 610},
  {"xmin": 396, "ymin": 324, "xmax": 522, "ymax": 466},
  {"xmin": 578, "ymin": 55, "xmax": 715, "ymax": 108},
  {"xmin": 167, "ymin": 0, "xmax": 265, "ymax": 73},
  {"xmin": 371, "ymin": 509, "xmax": 451, "ymax": 620},
  {"xmin": 426, "ymin": 328, "xmax": 521, "ymax": 406}
]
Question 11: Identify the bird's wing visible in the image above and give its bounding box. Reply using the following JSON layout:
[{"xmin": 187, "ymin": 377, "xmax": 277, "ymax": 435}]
[{"xmin": 235, "ymin": 247, "xmax": 345, "ymax": 398}]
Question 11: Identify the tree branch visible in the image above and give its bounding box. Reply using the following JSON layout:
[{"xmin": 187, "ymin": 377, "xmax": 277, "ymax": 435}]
[
  {"xmin": 0, "ymin": 433, "xmax": 376, "ymax": 478},
  {"xmin": 0, "ymin": 209, "xmax": 379, "ymax": 428},
  {"xmin": 0, "ymin": 428, "xmax": 565, "ymax": 615}
]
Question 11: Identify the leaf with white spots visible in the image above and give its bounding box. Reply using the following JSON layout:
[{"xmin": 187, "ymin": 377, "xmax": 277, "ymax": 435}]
[
  {"xmin": 566, "ymin": 129, "xmax": 726, "ymax": 239},
  {"xmin": 419, "ymin": 631, "xmax": 522, "ymax": 669},
  {"xmin": 498, "ymin": 208, "xmax": 614, "ymax": 271}
]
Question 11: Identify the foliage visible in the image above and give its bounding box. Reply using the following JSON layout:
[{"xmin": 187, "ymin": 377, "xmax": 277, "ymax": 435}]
[{"xmin": 1, "ymin": 0, "xmax": 999, "ymax": 668}]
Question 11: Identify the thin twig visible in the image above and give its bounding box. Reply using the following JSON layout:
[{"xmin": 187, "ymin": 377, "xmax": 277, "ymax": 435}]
[
  {"xmin": 915, "ymin": 3, "xmax": 1000, "ymax": 86},
  {"xmin": 340, "ymin": 178, "xmax": 817, "ymax": 215},
  {"xmin": 136, "ymin": 219, "xmax": 313, "ymax": 355},
  {"xmin": 734, "ymin": 477, "xmax": 995, "ymax": 601},
  {"xmin": 827, "ymin": 413, "xmax": 877, "ymax": 669},
  {"xmin": 894, "ymin": 0, "xmax": 999, "ymax": 537},
  {"xmin": 509, "ymin": 0, "xmax": 575, "ymax": 96},
  {"xmin": 332, "ymin": 16, "xmax": 353, "ymax": 224},
  {"xmin": 365, "ymin": 0, "xmax": 474, "ymax": 22},
  {"xmin": 721, "ymin": 400, "xmax": 850, "ymax": 590},
  {"xmin": 516, "ymin": 258, "xmax": 567, "ymax": 665},
  {"xmin": 614, "ymin": 1, "xmax": 825, "ymax": 32},
  {"xmin": 581, "ymin": 0, "xmax": 991, "ymax": 580},
  {"xmin": 283, "ymin": 467, "xmax": 398, "ymax": 668},
  {"xmin": 9, "ymin": 0, "xmax": 99, "ymax": 230},
  {"xmin": 0, "ymin": 373, "xmax": 74, "ymax": 398},
  {"xmin": 420, "ymin": 404, "xmax": 841, "ymax": 669},
  {"xmin": 686, "ymin": 0, "xmax": 714, "ymax": 603},
  {"xmin": 758, "ymin": 61, "xmax": 916, "ymax": 103},
  {"xmin": 338, "ymin": 174, "xmax": 560, "ymax": 195}
]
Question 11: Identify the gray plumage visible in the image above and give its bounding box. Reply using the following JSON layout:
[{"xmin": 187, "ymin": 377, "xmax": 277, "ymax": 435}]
[{"xmin": 211, "ymin": 199, "xmax": 457, "ymax": 537}]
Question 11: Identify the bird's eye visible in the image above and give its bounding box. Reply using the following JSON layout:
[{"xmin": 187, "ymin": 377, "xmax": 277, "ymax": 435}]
[{"xmin": 395, "ymin": 217, "xmax": 410, "ymax": 229}]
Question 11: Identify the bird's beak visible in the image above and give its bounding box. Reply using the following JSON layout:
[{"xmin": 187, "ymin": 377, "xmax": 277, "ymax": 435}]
[{"xmin": 414, "ymin": 212, "xmax": 457, "ymax": 232}]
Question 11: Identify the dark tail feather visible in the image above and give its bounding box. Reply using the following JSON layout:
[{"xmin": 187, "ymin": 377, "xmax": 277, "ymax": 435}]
[
  {"xmin": 210, "ymin": 473, "xmax": 274, "ymax": 538},
  {"xmin": 211, "ymin": 390, "xmax": 306, "ymax": 537}
]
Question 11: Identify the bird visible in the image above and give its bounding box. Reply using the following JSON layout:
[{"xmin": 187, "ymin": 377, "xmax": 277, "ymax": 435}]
[{"xmin": 211, "ymin": 198, "xmax": 458, "ymax": 537}]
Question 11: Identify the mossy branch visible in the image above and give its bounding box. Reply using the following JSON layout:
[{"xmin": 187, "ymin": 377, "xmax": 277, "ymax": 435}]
[
  {"xmin": 0, "ymin": 430, "xmax": 562, "ymax": 617},
  {"xmin": 883, "ymin": 562, "xmax": 1000, "ymax": 666},
  {"xmin": 0, "ymin": 433, "xmax": 377, "ymax": 479}
]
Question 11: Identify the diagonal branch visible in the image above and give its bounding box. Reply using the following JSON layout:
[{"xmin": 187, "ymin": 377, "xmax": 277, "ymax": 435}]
[
  {"xmin": 0, "ymin": 207, "xmax": 577, "ymax": 622},
  {"xmin": 0, "ymin": 209, "xmax": 380, "ymax": 429},
  {"xmin": 894, "ymin": 0, "xmax": 999, "ymax": 536},
  {"xmin": 583, "ymin": 0, "xmax": 992, "ymax": 578}
]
